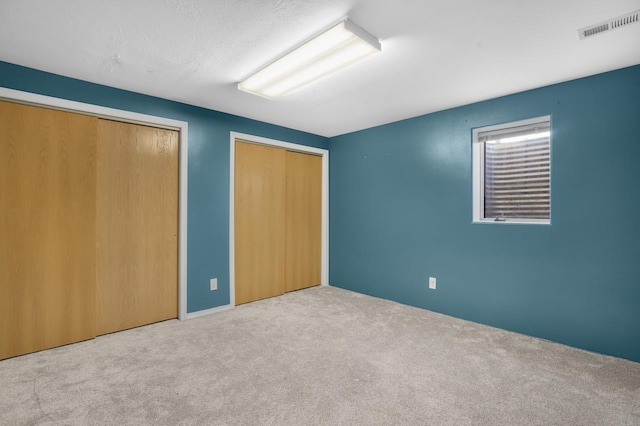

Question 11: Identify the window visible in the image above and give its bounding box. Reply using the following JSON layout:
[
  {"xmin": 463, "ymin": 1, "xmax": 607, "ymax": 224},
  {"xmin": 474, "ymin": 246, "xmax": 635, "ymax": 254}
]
[{"xmin": 472, "ymin": 116, "xmax": 551, "ymax": 224}]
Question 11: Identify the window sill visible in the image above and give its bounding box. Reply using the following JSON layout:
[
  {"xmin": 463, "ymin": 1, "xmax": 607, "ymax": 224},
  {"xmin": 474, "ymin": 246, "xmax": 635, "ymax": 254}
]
[{"xmin": 472, "ymin": 219, "xmax": 551, "ymax": 225}]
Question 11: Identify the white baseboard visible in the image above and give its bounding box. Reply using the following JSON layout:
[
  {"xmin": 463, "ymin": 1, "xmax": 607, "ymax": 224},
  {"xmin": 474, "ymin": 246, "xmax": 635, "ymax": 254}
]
[{"xmin": 184, "ymin": 304, "xmax": 233, "ymax": 320}]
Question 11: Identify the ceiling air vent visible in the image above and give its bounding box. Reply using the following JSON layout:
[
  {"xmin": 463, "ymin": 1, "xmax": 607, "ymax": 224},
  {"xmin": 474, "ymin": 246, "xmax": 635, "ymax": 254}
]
[{"xmin": 578, "ymin": 9, "xmax": 640, "ymax": 39}]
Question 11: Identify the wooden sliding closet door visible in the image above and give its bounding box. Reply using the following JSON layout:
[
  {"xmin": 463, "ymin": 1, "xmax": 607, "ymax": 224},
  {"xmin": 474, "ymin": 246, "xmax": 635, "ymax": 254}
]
[
  {"xmin": 96, "ymin": 120, "xmax": 179, "ymax": 335},
  {"xmin": 0, "ymin": 101, "xmax": 97, "ymax": 360},
  {"xmin": 234, "ymin": 140, "xmax": 323, "ymax": 305},
  {"xmin": 285, "ymin": 151, "xmax": 322, "ymax": 292},
  {"xmin": 235, "ymin": 141, "xmax": 287, "ymax": 305}
]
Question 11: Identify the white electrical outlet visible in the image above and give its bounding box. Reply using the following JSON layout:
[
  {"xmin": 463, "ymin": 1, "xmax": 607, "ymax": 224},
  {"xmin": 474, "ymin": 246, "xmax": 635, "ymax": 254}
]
[
  {"xmin": 210, "ymin": 278, "xmax": 218, "ymax": 291},
  {"xmin": 429, "ymin": 277, "xmax": 436, "ymax": 290}
]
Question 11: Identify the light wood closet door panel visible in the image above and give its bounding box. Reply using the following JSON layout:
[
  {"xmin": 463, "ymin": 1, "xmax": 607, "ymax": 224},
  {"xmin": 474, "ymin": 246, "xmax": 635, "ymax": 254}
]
[
  {"xmin": 235, "ymin": 141, "xmax": 287, "ymax": 305},
  {"xmin": 0, "ymin": 101, "xmax": 97, "ymax": 360},
  {"xmin": 96, "ymin": 120, "xmax": 178, "ymax": 335},
  {"xmin": 285, "ymin": 151, "xmax": 322, "ymax": 292}
]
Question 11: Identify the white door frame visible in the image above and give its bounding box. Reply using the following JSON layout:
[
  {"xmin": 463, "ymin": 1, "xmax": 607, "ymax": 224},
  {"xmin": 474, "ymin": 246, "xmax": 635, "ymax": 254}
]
[
  {"xmin": 0, "ymin": 87, "xmax": 190, "ymax": 320},
  {"xmin": 229, "ymin": 132, "xmax": 329, "ymax": 307}
]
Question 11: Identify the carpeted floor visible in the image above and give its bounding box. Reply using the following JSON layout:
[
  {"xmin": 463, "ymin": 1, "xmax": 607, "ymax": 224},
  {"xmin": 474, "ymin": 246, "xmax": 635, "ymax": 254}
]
[{"xmin": 1, "ymin": 286, "xmax": 638, "ymax": 425}]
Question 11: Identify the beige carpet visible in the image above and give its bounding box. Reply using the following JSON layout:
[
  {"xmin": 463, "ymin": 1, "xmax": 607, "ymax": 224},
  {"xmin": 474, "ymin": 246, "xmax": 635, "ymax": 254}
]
[{"xmin": 1, "ymin": 286, "xmax": 639, "ymax": 425}]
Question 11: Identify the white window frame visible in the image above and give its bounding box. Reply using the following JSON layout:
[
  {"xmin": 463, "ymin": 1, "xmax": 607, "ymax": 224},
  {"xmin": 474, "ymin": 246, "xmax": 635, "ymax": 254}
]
[{"xmin": 472, "ymin": 116, "xmax": 551, "ymax": 225}]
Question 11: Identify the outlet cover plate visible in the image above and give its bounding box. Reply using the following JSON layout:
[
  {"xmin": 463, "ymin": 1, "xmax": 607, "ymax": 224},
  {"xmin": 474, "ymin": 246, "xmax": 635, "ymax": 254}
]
[
  {"xmin": 429, "ymin": 277, "xmax": 436, "ymax": 290},
  {"xmin": 210, "ymin": 278, "xmax": 218, "ymax": 291}
]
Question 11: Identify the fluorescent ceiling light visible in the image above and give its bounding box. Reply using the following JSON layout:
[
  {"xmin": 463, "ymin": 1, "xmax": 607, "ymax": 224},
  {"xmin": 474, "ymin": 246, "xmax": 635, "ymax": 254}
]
[{"xmin": 238, "ymin": 19, "xmax": 381, "ymax": 99}]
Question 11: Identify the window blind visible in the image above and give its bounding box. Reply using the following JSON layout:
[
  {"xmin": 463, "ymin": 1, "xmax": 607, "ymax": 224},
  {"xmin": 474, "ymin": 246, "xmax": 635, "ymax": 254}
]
[{"xmin": 482, "ymin": 122, "xmax": 550, "ymax": 220}]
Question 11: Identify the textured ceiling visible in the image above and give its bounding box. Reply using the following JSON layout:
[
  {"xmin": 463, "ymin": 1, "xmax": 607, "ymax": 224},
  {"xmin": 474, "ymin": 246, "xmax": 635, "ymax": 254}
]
[{"xmin": 1, "ymin": 0, "xmax": 639, "ymax": 137}]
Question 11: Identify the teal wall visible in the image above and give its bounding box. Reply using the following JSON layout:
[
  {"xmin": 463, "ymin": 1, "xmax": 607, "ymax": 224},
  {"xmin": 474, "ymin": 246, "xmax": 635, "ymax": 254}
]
[
  {"xmin": 328, "ymin": 65, "xmax": 640, "ymax": 362},
  {"xmin": 3, "ymin": 60, "xmax": 638, "ymax": 362},
  {"xmin": 0, "ymin": 61, "xmax": 328, "ymax": 313}
]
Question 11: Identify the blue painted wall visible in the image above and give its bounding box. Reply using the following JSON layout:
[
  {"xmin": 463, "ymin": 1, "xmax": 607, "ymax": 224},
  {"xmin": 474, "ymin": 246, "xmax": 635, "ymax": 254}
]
[
  {"xmin": 0, "ymin": 61, "xmax": 328, "ymax": 313},
  {"xmin": 329, "ymin": 65, "xmax": 640, "ymax": 362},
  {"xmin": 3, "ymin": 60, "xmax": 638, "ymax": 362}
]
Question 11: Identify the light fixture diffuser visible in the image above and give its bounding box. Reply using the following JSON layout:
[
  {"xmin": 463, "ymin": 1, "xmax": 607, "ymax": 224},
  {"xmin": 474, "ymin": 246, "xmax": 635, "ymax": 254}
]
[{"xmin": 238, "ymin": 19, "xmax": 381, "ymax": 98}]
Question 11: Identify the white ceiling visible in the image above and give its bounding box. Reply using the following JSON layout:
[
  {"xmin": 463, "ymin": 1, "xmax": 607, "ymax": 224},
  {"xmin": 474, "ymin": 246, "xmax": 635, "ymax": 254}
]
[{"xmin": 1, "ymin": 0, "xmax": 639, "ymax": 137}]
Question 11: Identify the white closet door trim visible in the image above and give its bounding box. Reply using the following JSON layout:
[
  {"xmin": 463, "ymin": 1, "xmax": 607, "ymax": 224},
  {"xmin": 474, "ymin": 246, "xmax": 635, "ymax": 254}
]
[
  {"xmin": 229, "ymin": 132, "xmax": 329, "ymax": 308},
  {"xmin": 0, "ymin": 87, "xmax": 189, "ymax": 321}
]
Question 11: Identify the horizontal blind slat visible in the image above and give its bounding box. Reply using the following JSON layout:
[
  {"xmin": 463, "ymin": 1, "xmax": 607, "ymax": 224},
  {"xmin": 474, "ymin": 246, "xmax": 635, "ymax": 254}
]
[
  {"xmin": 483, "ymin": 125, "xmax": 550, "ymax": 220},
  {"xmin": 479, "ymin": 122, "xmax": 550, "ymax": 142}
]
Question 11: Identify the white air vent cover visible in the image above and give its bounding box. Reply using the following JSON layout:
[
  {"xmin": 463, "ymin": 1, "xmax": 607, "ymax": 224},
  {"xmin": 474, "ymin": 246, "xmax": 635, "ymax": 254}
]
[{"xmin": 578, "ymin": 9, "xmax": 640, "ymax": 39}]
